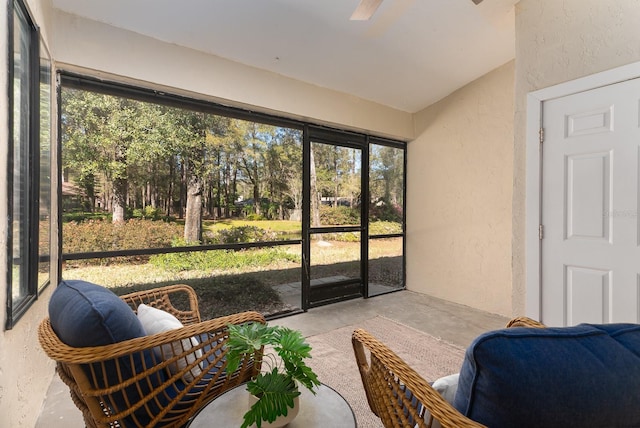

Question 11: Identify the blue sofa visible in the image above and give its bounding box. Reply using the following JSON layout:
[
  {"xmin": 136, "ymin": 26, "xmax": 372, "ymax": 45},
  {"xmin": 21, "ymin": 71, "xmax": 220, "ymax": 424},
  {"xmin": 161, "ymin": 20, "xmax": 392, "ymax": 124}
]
[
  {"xmin": 454, "ymin": 320, "xmax": 640, "ymax": 427},
  {"xmin": 353, "ymin": 316, "xmax": 640, "ymax": 428}
]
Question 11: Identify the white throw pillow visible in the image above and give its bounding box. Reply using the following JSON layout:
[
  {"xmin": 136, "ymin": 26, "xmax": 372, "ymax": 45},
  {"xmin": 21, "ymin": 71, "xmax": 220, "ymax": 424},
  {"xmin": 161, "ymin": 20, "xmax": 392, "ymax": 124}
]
[
  {"xmin": 417, "ymin": 373, "xmax": 459, "ymax": 428},
  {"xmin": 136, "ymin": 303, "xmax": 203, "ymax": 383},
  {"xmin": 432, "ymin": 373, "xmax": 459, "ymax": 404}
]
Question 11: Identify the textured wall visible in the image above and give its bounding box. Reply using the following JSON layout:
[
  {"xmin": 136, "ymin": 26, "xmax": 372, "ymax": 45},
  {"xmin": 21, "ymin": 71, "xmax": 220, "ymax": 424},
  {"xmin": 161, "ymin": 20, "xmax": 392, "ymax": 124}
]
[
  {"xmin": 0, "ymin": 290, "xmax": 56, "ymax": 428},
  {"xmin": 0, "ymin": 1, "xmax": 57, "ymax": 427},
  {"xmin": 52, "ymin": 11, "xmax": 414, "ymax": 141},
  {"xmin": 512, "ymin": 0, "xmax": 640, "ymax": 315},
  {"xmin": 407, "ymin": 61, "xmax": 515, "ymax": 316}
]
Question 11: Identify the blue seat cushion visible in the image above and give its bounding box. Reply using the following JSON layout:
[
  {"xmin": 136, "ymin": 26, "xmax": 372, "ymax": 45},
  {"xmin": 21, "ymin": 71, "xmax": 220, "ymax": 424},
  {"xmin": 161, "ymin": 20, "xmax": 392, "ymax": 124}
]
[
  {"xmin": 49, "ymin": 280, "xmax": 167, "ymax": 427},
  {"xmin": 453, "ymin": 323, "xmax": 640, "ymax": 428}
]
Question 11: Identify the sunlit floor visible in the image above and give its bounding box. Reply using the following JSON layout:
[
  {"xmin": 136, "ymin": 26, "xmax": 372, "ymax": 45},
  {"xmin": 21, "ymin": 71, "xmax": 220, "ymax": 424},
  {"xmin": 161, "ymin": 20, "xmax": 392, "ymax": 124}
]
[{"xmin": 35, "ymin": 289, "xmax": 510, "ymax": 427}]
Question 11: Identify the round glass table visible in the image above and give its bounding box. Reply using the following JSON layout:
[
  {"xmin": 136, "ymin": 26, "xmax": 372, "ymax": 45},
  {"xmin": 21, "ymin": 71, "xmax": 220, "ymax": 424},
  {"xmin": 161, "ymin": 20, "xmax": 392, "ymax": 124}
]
[{"xmin": 187, "ymin": 382, "xmax": 357, "ymax": 427}]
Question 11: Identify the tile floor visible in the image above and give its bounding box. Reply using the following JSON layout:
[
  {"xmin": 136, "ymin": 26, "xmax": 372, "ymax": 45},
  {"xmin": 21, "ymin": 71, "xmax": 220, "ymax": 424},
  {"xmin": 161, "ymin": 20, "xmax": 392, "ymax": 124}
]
[{"xmin": 35, "ymin": 290, "xmax": 510, "ymax": 427}]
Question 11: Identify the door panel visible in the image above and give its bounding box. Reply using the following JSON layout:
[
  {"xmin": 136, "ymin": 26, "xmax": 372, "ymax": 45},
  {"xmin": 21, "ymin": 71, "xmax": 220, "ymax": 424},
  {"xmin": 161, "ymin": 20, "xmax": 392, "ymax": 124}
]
[
  {"xmin": 565, "ymin": 265, "xmax": 611, "ymax": 324},
  {"xmin": 542, "ymin": 78, "xmax": 640, "ymax": 326},
  {"xmin": 305, "ymin": 135, "xmax": 365, "ymax": 308},
  {"xmin": 565, "ymin": 151, "xmax": 611, "ymax": 241},
  {"xmin": 309, "ymin": 232, "xmax": 361, "ymax": 282}
]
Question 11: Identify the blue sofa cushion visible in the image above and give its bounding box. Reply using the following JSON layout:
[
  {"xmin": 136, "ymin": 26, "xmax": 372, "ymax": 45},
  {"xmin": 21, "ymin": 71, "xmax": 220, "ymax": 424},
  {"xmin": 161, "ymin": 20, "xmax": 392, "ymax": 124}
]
[
  {"xmin": 49, "ymin": 280, "xmax": 166, "ymax": 427},
  {"xmin": 453, "ymin": 323, "xmax": 640, "ymax": 428}
]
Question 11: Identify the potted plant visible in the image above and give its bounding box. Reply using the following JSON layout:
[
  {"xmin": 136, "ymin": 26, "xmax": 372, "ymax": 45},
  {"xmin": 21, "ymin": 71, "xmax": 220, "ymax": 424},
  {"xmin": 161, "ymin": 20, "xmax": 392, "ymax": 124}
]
[{"xmin": 226, "ymin": 322, "xmax": 321, "ymax": 428}]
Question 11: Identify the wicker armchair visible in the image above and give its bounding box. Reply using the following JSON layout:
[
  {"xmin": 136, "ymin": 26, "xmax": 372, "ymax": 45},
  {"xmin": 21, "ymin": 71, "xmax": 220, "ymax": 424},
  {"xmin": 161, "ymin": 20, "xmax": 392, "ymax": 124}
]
[
  {"xmin": 352, "ymin": 317, "xmax": 546, "ymax": 428},
  {"xmin": 39, "ymin": 284, "xmax": 266, "ymax": 428}
]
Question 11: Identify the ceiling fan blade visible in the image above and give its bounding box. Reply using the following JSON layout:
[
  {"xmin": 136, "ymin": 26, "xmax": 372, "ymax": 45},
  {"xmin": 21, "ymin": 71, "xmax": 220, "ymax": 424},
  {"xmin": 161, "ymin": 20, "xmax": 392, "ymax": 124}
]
[{"xmin": 350, "ymin": 0, "xmax": 384, "ymax": 21}]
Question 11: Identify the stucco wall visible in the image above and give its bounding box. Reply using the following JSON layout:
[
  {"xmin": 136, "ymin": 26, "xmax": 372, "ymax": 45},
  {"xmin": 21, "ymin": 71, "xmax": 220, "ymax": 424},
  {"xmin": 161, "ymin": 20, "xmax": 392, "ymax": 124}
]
[
  {"xmin": 512, "ymin": 0, "xmax": 640, "ymax": 315},
  {"xmin": 51, "ymin": 11, "xmax": 414, "ymax": 141},
  {"xmin": 0, "ymin": 290, "xmax": 56, "ymax": 428},
  {"xmin": 407, "ymin": 61, "xmax": 515, "ymax": 317},
  {"xmin": 0, "ymin": 1, "xmax": 57, "ymax": 427}
]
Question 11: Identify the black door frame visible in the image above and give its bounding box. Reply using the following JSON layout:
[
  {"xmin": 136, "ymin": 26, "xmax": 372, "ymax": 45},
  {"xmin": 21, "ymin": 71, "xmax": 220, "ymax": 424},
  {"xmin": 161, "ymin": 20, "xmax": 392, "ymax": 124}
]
[{"xmin": 302, "ymin": 125, "xmax": 369, "ymax": 309}]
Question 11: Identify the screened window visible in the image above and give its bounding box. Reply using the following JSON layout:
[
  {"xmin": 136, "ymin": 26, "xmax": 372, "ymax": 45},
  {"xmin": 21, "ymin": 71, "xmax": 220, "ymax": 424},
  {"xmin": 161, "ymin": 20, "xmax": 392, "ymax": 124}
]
[
  {"xmin": 39, "ymin": 39, "xmax": 53, "ymax": 291},
  {"xmin": 6, "ymin": 0, "xmax": 48, "ymax": 329},
  {"xmin": 59, "ymin": 77, "xmax": 406, "ymax": 317},
  {"xmin": 368, "ymin": 141, "xmax": 405, "ymax": 296}
]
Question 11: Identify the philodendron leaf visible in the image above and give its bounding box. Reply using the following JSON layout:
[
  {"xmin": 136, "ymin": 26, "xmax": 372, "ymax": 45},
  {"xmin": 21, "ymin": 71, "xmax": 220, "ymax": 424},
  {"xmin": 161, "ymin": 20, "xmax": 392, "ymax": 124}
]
[
  {"xmin": 288, "ymin": 362, "xmax": 320, "ymax": 392},
  {"xmin": 226, "ymin": 322, "xmax": 276, "ymax": 373},
  {"xmin": 273, "ymin": 328, "xmax": 320, "ymax": 392},
  {"xmin": 274, "ymin": 328, "xmax": 313, "ymax": 359},
  {"xmin": 241, "ymin": 370, "xmax": 300, "ymax": 428}
]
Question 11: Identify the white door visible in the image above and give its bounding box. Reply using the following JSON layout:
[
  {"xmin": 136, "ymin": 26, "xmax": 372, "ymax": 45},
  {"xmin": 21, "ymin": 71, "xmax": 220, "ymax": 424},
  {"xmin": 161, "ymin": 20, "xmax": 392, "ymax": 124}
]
[{"xmin": 541, "ymin": 78, "xmax": 640, "ymax": 326}]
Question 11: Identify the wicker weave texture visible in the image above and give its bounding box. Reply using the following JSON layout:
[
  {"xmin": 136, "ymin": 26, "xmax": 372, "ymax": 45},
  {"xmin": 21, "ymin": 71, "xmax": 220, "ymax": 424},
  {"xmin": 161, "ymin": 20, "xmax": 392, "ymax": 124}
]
[
  {"xmin": 38, "ymin": 284, "xmax": 266, "ymax": 428},
  {"xmin": 120, "ymin": 284, "xmax": 202, "ymax": 325},
  {"xmin": 352, "ymin": 317, "xmax": 546, "ymax": 428},
  {"xmin": 352, "ymin": 328, "xmax": 485, "ymax": 428},
  {"xmin": 505, "ymin": 316, "xmax": 546, "ymax": 329}
]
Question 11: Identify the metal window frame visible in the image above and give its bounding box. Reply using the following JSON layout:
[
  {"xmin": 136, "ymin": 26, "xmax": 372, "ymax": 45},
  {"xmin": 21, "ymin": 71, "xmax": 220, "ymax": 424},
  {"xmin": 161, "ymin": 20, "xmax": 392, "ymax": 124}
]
[
  {"xmin": 56, "ymin": 71, "xmax": 408, "ymax": 312},
  {"xmin": 6, "ymin": 0, "xmax": 40, "ymax": 330},
  {"xmin": 367, "ymin": 137, "xmax": 407, "ymax": 297},
  {"xmin": 37, "ymin": 37, "xmax": 53, "ymax": 293}
]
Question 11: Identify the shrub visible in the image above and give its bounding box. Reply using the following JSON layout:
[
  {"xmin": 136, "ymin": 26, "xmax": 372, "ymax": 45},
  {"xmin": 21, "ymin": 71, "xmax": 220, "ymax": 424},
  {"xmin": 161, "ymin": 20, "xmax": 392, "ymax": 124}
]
[
  {"xmin": 246, "ymin": 213, "xmax": 265, "ymax": 221},
  {"xmin": 63, "ymin": 218, "xmax": 183, "ymax": 255},
  {"xmin": 369, "ymin": 221, "xmax": 402, "ymax": 235},
  {"xmin": 149, "ymin": 247, "xmax": 300, "ymax": 272},
  {"xmin": 369, "ymin": 199, "xmax": 403, "ymax": 223},
  {"xmin": 206, "ymin": 225, "xmax": 277, "ymax": 245},
  {"xmin": 62, "ymin": 211, "xmax": 111, "ymax": 223},
  {"xmin": 319, "ymin": 205, "xmax": 360, "ymax": 225},
  {"xmin": 131, "ymin": 206, "xmax": 161, "ymax": 220},
  {"xmin": 316, "ymin": 232, "xmax": 360, "ymax": 242},
  {"xmin": 242, "ymin": 203, "xmax": 255, "ymax": 218}
]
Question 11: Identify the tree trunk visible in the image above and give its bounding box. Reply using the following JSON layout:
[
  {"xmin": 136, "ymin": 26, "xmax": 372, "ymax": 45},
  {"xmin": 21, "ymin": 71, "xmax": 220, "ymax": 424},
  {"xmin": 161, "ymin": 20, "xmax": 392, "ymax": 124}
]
[
  {"xmin": 166, "ymin": 159, "xmax": 175, "ymax": 218},
  {"xmin": 310, "ymin": 146, "xmax": 321, "ymax": 227},
  {"xmin": 222, "ymin": 173, "xmax": 229, "ymax": 218},
  {"xmin": 184, "ymin": 171, "xmax": 203, "ymax": 243},
  {"xmin": 232, "ymin": 168, "xmax": 238, "ymax": 217},
  {"xmin": 253, "ymin": 182, "xmax": 260, "ymax": 216},
  {"xmin": 112, "ymin": 176, "xmax": 127, "ymax": 223},
  {"xmin": 112, "ymin": 145, "xmax": 127, "ymax": 223},
  {"xmin": 334, "ymin": 155, "xmax": 339, "ymax": 208},
  {"xmin": 179, "ymin": 161, "xmax": 186, "ymax": 219},
  {"xmin": 209, "ymin": 176, "xmax": 215, "ymax": 219}
]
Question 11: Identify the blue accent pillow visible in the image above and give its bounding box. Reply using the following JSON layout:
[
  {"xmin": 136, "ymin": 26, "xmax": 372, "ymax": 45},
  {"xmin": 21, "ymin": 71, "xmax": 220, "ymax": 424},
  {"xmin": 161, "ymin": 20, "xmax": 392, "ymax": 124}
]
[
  {"xmin": 49, "ymin": 279, "xmax": 146, "ymax": 346},
  {"xmin": 49, "ymin": 280, "xmax": 166, "ymax": 427},
  {"xmin": 453, "ymin": 323, "xmax": 640, "ymax": 428}
]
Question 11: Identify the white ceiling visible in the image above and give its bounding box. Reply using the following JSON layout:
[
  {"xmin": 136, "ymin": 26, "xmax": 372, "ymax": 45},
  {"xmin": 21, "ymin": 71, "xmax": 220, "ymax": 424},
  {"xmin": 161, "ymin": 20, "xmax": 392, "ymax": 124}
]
[{"xmin": 50, "ymin": 0, "xmax": 518, "ymax": 113}]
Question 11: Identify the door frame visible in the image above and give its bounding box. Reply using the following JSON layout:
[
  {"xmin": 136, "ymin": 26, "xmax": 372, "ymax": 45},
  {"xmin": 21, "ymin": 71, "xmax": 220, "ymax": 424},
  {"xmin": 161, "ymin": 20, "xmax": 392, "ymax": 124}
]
[
  {"xmin": 303, "ymin": 125, "xmax": 368, "ymax": 309},
  {"xmin": 525, "ymin": 61, "xmax": 640, "ymax": 320}
]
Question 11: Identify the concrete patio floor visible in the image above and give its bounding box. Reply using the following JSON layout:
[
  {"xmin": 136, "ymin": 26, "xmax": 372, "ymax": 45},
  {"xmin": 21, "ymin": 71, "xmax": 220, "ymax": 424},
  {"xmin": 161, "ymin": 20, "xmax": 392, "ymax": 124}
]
[{"xmin": 35, "ymin": 289, "xmax": 510, "ymax": 427}]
